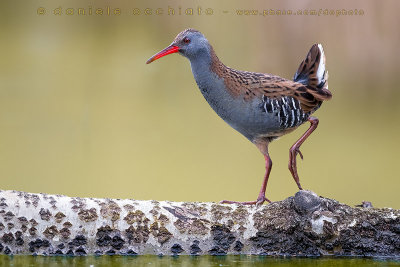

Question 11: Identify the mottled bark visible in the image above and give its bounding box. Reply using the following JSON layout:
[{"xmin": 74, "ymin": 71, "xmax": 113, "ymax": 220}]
[{"xmin": 0, "ymin": 190, "xmax": 398, "ymax": 257}]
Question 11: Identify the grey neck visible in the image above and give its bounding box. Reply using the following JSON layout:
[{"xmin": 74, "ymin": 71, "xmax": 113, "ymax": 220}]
[
  {"xmin": 188, "ymin": 50, "xmax": 217, "ymax": 94},
  {"xmin": 189, "ymin": 48, "xmax": 224, "ymax": 98},
  {"xmin": 183, "ymin": 43, "xmax": 283, "ymax": 142},
  {"xmin": 187, "ymin": 47, "xmax": 252, "ymax": 138}
]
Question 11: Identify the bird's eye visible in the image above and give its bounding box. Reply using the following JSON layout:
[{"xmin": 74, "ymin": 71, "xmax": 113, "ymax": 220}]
[{"xmin": 183, "ymin": 38, "xmax": 190, "ymax": 44}]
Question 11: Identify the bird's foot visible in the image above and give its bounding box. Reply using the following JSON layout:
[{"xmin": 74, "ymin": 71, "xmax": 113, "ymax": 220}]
[
  {"xmin": 291, "ymin": 147, "xmax": 304, "ymax": 160},
  {"xmin": 289, "ymin": 147, "xmax": 304, "ymax": 190},
  {"xmin": 220, "ymin": 196, "xmax": 271, "ymax": 206}
]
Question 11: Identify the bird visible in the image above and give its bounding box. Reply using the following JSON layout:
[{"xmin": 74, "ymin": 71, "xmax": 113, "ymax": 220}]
[{"xmin": 146, "ymin": 29, "xmax": 332, "ymax": 205}]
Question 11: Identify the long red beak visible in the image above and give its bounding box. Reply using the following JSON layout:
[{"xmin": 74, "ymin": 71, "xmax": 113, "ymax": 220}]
[{"xmin": 146, "ymin": 45, "xmax": 180, "ymax": 64}]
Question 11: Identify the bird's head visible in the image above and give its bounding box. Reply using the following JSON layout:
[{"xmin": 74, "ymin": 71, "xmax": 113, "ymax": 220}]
[{"xmin": 146, "ymin": 29, "xmax": 210, "ymax": 64}]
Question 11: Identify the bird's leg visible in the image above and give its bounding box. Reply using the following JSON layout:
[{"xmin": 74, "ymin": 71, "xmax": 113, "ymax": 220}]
[
  {"xmin": 221, "ymin": 143, "xmax": 272, "ymax": 206},
  {"xmin": 289, "ymin": 116, "xmax": 319, "ymax": 190},
  {"xmin": 256, "ymin": 154, "xmax": 273, "ymax": 203}
]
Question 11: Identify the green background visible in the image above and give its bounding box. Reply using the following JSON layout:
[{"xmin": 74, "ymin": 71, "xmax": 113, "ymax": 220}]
[{"xmin": 0, "ymin": 0, "xmax": 399, "ymax": 208}]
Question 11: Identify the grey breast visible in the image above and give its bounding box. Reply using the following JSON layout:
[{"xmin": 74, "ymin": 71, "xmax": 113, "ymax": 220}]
[{"xmin": 191, "ymin": 65, "xmax": 281, "ymax": 141}]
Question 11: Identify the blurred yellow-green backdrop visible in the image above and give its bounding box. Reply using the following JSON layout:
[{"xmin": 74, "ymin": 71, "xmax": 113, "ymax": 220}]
[{"xmin": 0, "ymin": 0, "xmax": 399, "ymax": 208}]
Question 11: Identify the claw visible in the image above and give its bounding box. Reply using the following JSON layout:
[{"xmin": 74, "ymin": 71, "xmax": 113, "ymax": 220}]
[
  {"xmin": 297, "ymin": 149, "xmax": 304, "ymax": 160},
  {"xmin": 291, "ymin": 147, "xmax": 304, "ymax": 161}
]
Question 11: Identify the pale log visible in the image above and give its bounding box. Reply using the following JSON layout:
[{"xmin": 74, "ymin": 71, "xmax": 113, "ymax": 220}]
[{"xmin": 0, "ymin": 190, "xmax": 398, "ymax": 257}]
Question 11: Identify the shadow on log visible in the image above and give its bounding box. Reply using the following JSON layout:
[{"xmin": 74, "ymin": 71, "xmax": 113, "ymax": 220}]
[{"xmin": 0, "ymin": 190, "xmax": 398, "ymax": 257}]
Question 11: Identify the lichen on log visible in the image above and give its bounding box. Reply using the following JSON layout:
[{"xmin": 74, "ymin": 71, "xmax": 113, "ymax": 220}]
[{"xmin": 0, "ymin": 189, "xmax": 398, "ymax": 257}]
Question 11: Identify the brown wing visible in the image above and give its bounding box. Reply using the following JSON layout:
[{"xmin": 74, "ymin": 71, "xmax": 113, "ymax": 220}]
[
  {"xmin": 261, "ymin": 78, "xmax": 331, "ymax": 113},
  {"xmin": 258, "ymin": 43, "xmax": 332, "ymax": 113},
  {"xmin": 210, "ymin": 44, "xmax": 332, "ymax": 113},
  {"xmin": 244, "ymin": 75, "xmax": 332, "ymax": 113}
]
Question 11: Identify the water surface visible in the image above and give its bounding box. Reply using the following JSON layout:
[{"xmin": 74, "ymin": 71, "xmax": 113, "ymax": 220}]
[{"xmin": 0, "ymin": 255, "xmax": 399, "ymax": 267}]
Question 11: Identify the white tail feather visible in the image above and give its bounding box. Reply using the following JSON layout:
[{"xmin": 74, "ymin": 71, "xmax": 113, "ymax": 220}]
[{"xmin": 316, "ymin": 44, "xmax": 326, "ymax": 87}]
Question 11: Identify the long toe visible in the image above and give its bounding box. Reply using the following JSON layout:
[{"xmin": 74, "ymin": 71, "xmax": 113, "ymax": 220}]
[
  {"xmin": 256, "ymin": 196, "xmax": 272, "ymax": 206},
  {"xmin": 220, "ymin": 197, "xmax": 272, "ymax": 206},
  {"xmin": 220, "ymin": 200, "xmax": 257, "ymax": 205}
]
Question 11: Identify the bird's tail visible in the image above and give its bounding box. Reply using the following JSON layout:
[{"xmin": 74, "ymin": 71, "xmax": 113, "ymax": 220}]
[{"xmin": 293, "ymin": 44, "xmax": 332, "ymax": 101}]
